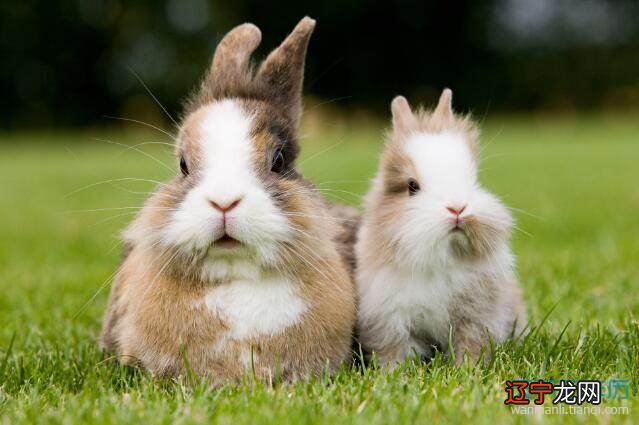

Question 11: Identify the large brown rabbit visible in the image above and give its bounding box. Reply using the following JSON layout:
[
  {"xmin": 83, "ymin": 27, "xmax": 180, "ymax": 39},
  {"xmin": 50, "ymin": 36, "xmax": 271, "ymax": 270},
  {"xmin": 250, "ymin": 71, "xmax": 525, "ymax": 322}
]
[{"xmin": 100, "ymin": 17, "xmax": 357, "ymax": 384}]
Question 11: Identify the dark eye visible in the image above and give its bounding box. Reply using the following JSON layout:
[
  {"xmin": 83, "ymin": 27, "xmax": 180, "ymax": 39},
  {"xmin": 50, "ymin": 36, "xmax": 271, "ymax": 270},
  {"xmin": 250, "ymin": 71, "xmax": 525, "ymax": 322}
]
[
  {"xmin": 271, "ymin": 149, "xmax": 285, "ymax": 173},
  {"xmin": 408, "ymin": 179, "xmax": 420, "ymax": 196},
  {"xmin": 180, "ymin": 157, "xmax": 189, "ymax": 176}
]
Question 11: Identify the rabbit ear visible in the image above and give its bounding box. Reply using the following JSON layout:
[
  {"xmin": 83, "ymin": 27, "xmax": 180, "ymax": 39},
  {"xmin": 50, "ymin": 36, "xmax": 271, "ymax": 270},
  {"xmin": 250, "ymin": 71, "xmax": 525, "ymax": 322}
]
[
  {"xmin": 204, "ymin": 23, "xmax": 262, "ymax": 96},
  {"xmin": 391, "ymin": 96, "xmax": 418, "ymax": 132},
  {"xmin": 254, "ymin": 17, "xmax": 316, "ymax": 122},
  {"xmin": 433, "ymin": 88, "xmax": 453, "ymax": 120}
]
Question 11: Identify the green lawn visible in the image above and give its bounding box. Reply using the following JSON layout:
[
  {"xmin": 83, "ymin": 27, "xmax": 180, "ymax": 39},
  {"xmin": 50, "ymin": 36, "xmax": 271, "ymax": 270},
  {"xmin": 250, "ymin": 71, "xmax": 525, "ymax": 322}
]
[{"xmin": 0, "ymin": 114, "xmax": 638, "ymax": 424}]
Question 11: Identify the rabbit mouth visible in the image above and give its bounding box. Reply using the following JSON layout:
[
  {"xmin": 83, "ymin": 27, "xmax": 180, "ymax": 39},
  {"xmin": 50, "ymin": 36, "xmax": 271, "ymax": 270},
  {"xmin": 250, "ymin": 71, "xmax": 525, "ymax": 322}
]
[
  {"xmin": 449, "ymin": 222, "xmax": 467, "ymax": 237},
  {"xmin": 449, "ymin": 226, "xmax": 468, "ymax": 240},
  {"xmin": 214, "ymin": 234, "xmax": 241, "ymax": 249}
]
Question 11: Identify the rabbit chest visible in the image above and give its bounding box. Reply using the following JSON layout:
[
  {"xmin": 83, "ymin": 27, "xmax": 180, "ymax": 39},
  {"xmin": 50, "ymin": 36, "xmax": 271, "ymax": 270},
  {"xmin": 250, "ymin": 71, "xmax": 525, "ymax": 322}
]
[
  {"xmin": 363, "ymin": 266, "xmax": 471, "ymax": 346},
  {"xmin": 204, "ymin": 275, "xmax": 309, "ymax": 342}
]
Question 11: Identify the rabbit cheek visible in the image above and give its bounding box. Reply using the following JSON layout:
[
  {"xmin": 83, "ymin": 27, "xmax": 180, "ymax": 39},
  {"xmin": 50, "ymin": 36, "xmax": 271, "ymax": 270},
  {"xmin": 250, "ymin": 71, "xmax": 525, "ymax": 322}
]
[{"xmin": 451, "ymin": 191, "xmax": 513, "ymax": 261}]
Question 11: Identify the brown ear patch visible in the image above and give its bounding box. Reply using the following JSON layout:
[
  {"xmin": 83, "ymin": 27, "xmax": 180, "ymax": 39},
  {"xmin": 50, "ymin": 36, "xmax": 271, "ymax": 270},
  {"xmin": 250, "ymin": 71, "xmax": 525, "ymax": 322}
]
[
  {"xmin": 253, "ymin": 17, "xmax": 315, "ymax": 128},
  {"xmin": 186, "ymin": 24, "xmax": 262, "ymax": 114},
  {"xmin": 256, "ymin": 17, "xmax": 316, "ymax": 86},
  {"xmin": 185, "ymin": 17, "xmax": 315, "ymax": 125},
  {"xmin": 183, "ymin": 17, "xmax": 314, "ymax": 170},
  {"xmin": 211, "ymin": 23, "xmax": 261, "ymax": 86}
]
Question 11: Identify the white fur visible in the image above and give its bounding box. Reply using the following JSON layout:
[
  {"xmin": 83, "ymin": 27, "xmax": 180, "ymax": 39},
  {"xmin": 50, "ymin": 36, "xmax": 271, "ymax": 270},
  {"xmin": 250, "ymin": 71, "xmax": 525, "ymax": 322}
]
[
  {"xmin": 404, "ymin": 131, "xmax": 477, "ymax": 205},
  {"xmin": 162, "ymin": 100, "xmax": 292, "ymax": 280},
  {"xmin": 357, "ymin": 129, "xmax": 516, "ymax": 364},
  {"xmin": 388, "ymin": 131, "xmax": 512, "ymax": 271},
  {"xmin": 205, "ymin": 276, "xmax": 308, "ymax": 340},
  {"xmin": 357, "ymin": 247, "xmax": 514, "ymax": 362},
  {"xmin": 358, "ymin": 265, "xmax": 457, "ymax": 358}
]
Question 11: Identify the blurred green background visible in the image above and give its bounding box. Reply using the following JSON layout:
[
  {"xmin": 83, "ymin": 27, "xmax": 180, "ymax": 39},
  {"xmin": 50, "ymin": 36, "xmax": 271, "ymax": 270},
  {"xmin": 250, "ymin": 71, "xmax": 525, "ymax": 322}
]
[
  {"xmin": 2, "ymin": 0, "xmax": 639, "ymax": 129},
  {"xmin": 1, "ymin": 2, "xmax": 638, "ymax": 423}
]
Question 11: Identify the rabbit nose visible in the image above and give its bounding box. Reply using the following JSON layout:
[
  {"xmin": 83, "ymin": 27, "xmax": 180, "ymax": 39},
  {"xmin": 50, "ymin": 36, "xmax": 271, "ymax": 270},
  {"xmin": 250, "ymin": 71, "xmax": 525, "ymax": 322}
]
[
  {"xmin": 209, "ymin": 198, "xmax": 242, "ymax": 213},
  {"xmin": 446, "ymin": 205, "xmax": 467, "ymax": 216}
]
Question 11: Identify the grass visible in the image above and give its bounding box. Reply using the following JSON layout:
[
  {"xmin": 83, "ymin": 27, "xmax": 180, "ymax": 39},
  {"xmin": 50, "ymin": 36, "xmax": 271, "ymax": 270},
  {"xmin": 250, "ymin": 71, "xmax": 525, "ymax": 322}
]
[{"xmin": 0, "ymin": 113, "xmax": 638, "ymax": 423}]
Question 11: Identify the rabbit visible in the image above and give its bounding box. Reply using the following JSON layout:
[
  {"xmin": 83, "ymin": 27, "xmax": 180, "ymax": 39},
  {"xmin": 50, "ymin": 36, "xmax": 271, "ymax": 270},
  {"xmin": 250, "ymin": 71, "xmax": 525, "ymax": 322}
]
[
  {"xmin": 355, "ymin": 89, "xmax": 526, "ymax": 365},
  {"xmin": 100, "ymin": 17, "xmax": 357, "ymax": 384}
]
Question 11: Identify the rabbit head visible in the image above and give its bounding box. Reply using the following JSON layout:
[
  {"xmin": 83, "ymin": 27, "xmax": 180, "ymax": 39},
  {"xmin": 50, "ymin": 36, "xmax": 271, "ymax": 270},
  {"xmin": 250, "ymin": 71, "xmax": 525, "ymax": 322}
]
[
  {"xmin": 362, "ymin": 89, "xmax": 513, "ymax": 271},
  {"xmin": 124, "ymin": 18, "xmax": 328, "ymax": 283}
]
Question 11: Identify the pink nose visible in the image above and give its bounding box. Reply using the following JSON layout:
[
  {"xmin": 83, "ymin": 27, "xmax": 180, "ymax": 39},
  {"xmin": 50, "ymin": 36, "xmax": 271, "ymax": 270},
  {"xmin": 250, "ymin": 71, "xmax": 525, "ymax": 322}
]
[
  {"xmin": 446, "ymin": 205, "xmax": 467, "ymax": 216},
  {"xmin": 210, "ymin": 198, "xmax": 242, "ymax": 213}
]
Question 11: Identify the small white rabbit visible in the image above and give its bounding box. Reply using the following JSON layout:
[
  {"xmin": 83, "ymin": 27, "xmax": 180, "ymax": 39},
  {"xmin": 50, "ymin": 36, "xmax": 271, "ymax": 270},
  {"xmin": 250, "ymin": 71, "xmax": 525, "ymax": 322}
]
[{"xmin": 355, "ymin": 89, "xmax": 526, "ymax": 364}]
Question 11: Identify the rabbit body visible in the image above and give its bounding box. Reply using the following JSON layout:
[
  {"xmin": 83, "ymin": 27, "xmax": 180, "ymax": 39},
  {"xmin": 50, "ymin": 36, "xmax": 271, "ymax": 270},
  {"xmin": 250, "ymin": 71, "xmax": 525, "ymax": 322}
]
[
  {"xmin": 356, "ymin": 91, "xmax": 526, "ymax": 364},
  {"xmin": 100, "ymin": 18, "xmax": 357, "ymax": 382}
]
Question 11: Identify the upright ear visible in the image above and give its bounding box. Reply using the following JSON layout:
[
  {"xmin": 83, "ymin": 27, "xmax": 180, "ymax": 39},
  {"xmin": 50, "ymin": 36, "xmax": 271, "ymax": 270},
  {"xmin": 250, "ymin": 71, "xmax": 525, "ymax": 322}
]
[
  {"xmin": 391, "ymin": 96, "xmax": 418, "ymax": 132},
  {"xmin": 433, "ymin": 88, "xmax": 453, "ymax": 120},
  {"xmin": 254, "ymin": 17, "xmax": 316, "ymax": 125},
  {"xmin": 202, "ymin": 23, "xmax": 262, "ymax": 99}
]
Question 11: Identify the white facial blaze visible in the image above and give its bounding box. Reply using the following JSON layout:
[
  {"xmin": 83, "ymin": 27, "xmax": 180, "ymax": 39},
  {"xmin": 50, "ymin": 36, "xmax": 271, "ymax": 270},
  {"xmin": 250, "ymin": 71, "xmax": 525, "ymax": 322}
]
[
  {"xmin": 198, "ymin": 99, "xmax": 256, "ymax": 209},
  {"xmin": 162, "ymin": 99, "xmax": 292, "ymax": 278},
  {"xmin": 404, "ymin": 131, "xmax": 477, "ymax": 207}
]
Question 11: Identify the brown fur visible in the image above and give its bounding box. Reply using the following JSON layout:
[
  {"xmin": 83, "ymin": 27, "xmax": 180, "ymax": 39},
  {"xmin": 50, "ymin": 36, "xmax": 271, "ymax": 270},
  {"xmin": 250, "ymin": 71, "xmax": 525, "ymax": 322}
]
[
  {"xmin": 100, "ymin": 17, "xmax": 357, "ymax": 383},
  {"xmin": 326, "ymin": 203, "xmax": 361, "ymax": 277},
  {"xmin": 450, "ymin": 274, "xmax": 526, "ymax": 363},
  {"xmin": 103, "ymin": 231, "xmax": 355, "ymax": 382},
  {"xmin": 356, "ymin": 140, "xmax": 415, "ymax": 272}
]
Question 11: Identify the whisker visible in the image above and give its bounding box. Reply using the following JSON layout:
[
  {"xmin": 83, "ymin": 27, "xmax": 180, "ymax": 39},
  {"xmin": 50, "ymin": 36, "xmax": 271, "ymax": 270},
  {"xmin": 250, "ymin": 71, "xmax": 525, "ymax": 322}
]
[
  {"xmin": 88, "ymin": 211, "xmax": 140, "ymax": 227},
  {"xmin": 64, "ymin": 206, "xmax": 175, "ymax": 213},
  {"xmin": 315, "ymin": 179, "xmax": 370, "ymax": 186},
  {"xmin": 507, "ymin": 206, "xmax": 544, "ymax": 221},
  {"xmin": 302, "ymin": 95, "xmax": 353, "ymax": 113},
  {"xmin": 93, "ymin": 138, "xmax": 174, "ymax": 172},
  {"xmin": 282, "ymin": 212, "xmax": 360, "ymax": 223},
  {"xmin": 127, "ymin": 141, "xmax": 175, "ymax": 149},
  {"xmin": 64, "ymin": 177, "xmax": 167, "ymax": 198},
  {"xmin": 128, "ymin": 67, "xmax": 180, "ymax": 129},
  {"xmin": 103, "ymin": 115, "xmax": 177, "ymax": 140},
  {"xmin": 281, "ymin": 243, "xmax": 331, "ymax": 282},
  {"xmin": 148, "ymin": 250, "xmax": 180, "ymax": 288},
  {"xmin": 480, "ymin": 152, "xmax": 514, "ymax": 162},
  {"xmin": 73, "ymin": 268, "xmax": 120, "ymax": 320},
  {"xmin": 107, "ymin": 186, "xmax": 181, "ymax": 200},
  {"xmin": 296, "ymin": 140, "xmax": 344, "ymax": 168},
  {"xmin": 512, "ymin": 224, "xmax": 533, "ymax": 238}
]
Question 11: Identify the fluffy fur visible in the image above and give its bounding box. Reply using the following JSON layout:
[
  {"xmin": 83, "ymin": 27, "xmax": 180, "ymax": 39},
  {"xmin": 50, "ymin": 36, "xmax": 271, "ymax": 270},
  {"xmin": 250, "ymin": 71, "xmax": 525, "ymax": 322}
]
[
  {"xmin": 355, "ymin": 90, "xmax": 526, "ymax": 365},
  {"xmin": 100, "ymin": 17, "xmax": 357, "ymax": 384}
]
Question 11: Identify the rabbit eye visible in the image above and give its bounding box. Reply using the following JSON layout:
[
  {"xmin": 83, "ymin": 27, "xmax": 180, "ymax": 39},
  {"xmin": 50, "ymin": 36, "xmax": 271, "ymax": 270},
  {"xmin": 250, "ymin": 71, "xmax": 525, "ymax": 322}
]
[
  {"xmin": 271, "ymin": 149, "xmax": 285, "ymax": 173},
  {"xmin": 180, "ymin": 157, "xmax": 189, "ymax": 176},
  {"xmin": 408, "ymin": 179, "xmax": 420, "ymax": 196}
]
